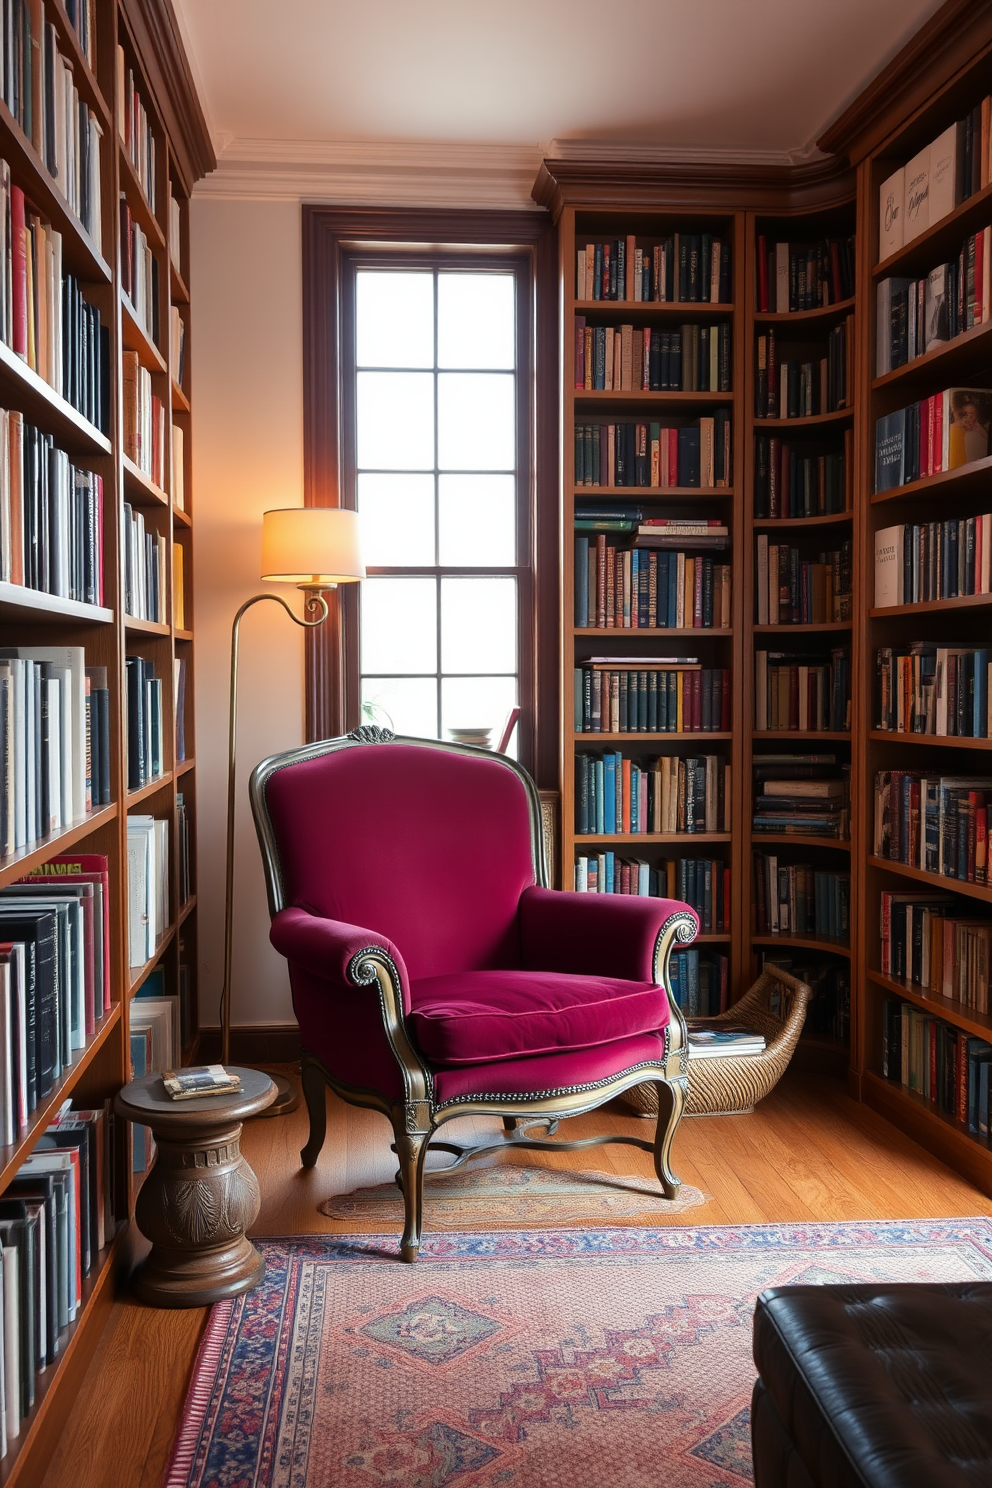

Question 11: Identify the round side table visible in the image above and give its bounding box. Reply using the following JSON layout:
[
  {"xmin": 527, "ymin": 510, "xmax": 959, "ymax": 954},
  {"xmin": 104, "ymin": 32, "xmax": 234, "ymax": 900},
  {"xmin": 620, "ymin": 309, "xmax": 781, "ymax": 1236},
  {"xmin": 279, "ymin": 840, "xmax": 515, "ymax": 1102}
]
[{"xmin": 116, "ymin": 1067, "xmax": 276, "ymax": 1307}]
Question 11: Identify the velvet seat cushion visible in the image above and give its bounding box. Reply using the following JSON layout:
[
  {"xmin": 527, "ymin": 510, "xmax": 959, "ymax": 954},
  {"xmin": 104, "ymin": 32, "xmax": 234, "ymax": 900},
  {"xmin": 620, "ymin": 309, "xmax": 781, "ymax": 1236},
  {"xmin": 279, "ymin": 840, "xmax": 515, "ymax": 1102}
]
[{"xmin": 408, "ymin": 968, "xmax": 670, "ymax": 1065}]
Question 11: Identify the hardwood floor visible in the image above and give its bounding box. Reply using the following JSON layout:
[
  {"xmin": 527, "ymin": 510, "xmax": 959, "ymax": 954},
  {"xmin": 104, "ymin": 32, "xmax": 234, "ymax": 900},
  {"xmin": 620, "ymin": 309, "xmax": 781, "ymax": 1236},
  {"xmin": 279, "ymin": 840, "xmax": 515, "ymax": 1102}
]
[{"xmin": 40, "ymin": 1068, "xmax": 992, "ymax": 1488}]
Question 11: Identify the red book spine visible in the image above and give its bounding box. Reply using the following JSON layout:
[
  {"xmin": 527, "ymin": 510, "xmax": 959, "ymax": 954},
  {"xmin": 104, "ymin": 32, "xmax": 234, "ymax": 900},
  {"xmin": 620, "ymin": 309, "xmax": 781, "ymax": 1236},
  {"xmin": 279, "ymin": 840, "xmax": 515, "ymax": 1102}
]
[{"xmin": 10, "ymin": 185, "xmax": 26, "ymax": 358}]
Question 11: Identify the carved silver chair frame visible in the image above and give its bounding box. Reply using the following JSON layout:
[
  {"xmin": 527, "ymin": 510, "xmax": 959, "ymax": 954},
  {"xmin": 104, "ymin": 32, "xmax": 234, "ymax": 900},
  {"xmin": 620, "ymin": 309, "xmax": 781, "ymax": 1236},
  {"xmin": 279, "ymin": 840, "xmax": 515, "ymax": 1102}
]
[{"xmin": 250, "ymin": 729, "xmax": 695, "ymax": 1261}]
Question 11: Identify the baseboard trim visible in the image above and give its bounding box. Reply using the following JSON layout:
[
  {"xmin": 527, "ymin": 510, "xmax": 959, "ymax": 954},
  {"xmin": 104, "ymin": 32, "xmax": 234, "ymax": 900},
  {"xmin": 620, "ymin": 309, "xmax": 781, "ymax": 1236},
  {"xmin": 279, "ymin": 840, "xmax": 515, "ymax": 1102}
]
[{"xmin": 197, "ymin": 1026, "xmax": 302, "ymax": 1063}]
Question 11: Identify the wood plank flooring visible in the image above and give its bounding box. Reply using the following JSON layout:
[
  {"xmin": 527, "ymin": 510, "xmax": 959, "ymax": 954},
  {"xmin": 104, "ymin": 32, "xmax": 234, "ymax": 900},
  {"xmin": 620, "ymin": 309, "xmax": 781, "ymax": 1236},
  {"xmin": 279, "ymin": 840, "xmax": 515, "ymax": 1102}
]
[{"xmin": 39, "ymin": 1069, "xmax": 992, "ymax": 1488}]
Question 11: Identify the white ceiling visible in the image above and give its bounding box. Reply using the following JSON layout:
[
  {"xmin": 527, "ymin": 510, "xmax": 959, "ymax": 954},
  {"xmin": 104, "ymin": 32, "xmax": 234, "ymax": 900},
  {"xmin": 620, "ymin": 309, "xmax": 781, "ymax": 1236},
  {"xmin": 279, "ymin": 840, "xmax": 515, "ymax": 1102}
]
[{"xmin": 175, "ymin": 0, "xmax": 944, "ymax": 162}]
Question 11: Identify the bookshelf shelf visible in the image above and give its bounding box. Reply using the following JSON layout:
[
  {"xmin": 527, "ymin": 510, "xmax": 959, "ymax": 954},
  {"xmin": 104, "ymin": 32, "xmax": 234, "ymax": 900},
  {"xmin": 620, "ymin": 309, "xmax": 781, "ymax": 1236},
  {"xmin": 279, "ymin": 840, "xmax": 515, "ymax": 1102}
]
[
  {"xmin": 0, "ymin": 585, "xmax": 113, "ymax": 623},
  {"xmin": 752, "ymin": 513, "xmax": 852, "ymax": 528},
  {"xmin": 866, "ymin": 968, "xmax": 992, "ymax": 1042},
  {"xmin": 172, "ymin": 505, "xmax": 192, "ymax": 528},
  {"xmin": 872, "ymin": 315, "xmax": 992, "ymax": 391},
  {"xmin": 868, "ymin": 856, "xmax": 992, "ymax": 904},
  {"xmin": 751, "ymin": 932, "xmax": 851, "ymax": 957},
  {"xmin": 755, "ymin": 409, "xmax": 853, "ymax": 429},
  {"xmin": 0, "ymin": 1003, "xmax": 122, "ymax": 1195},
  {"xmin": 170, "ymin": 260, "xmax": 190, "ymax": 305},
  {"xmin": 573, "ymin": 731, "xmax": 732, "ymax": 742},
  {"xmin": 122, "ymin": 454, "xmax": 169, "ymax": 508},
  {"xmin": 751, "ymin": 730, "xmax": 851, "ymax": 742},
  {"xmin": 124, "ymin": 616, "xmax": 170, "ymax": 636},
  {"xmin": 862, "ymin": 1071, "xmax": 992, "ymax": 1185},
  {"xmin": 176, "ymin": 757, "xmax": 195, "ymax": 776},
  {"xmin": 47, "ymin": 0, "xmax": 112, "ymax": 128},
  {"xmin": 178, "ymin": 893, "xmax": 197, "ymax": 925},
  {"xmin": 172, "ymin": 380, "xmax": 190, "ymax": 413},
  {"xmin": 870, "ymin": 593, "xmax": 992, "ymax": 618},
  {"xmin": 0, "ymin": 338, "xmax": 112, "ymax": 456},
  {"xmin": 574, "ymin": 299, "xmax": 735, "ymax": 316},
  {"xmin": 575, "ymin": 390, "xmax": 731, "ymax": 405},
  {"xmin": 121, "ymin": 295, "xmax": 167, "ymax": 374},
  {"xmin": 118, "ymin": 146, "xmax": 166, "ymax": 250},
  {"xmin": 870, "ymin": 454, "xmax": 992, "ymax": 505},
  {"xmin": 0, "ymin": 805, "xmax": 118, "ymax": 890},
  {"xmin": 868, "ymin": 730, "xmax": 992, "ymax": 750},
  {"xmin": 754, "ymin": 295, "xmax": 856, "ymax": 325},
  {"xmin": 752, "ymin": 834, "xmax": 851, "ymax": 850},
  {"xmin": 573, "ymin": 486, "xmax": 734, "ymax": 498},
  {"xmin": 873, "ymin": 179, "xmax": 992, "ymax": 282},
  {"xmin": 573, "ymin": 627, "xmax": 732, "ymax": 638},
  {"xmin": 577, "ymin": 832, "xmax": 732, "ymax": 846},
  {"xmin": 753, "ymin": 621, "xmax": 851, "ymax": 633},
  {"xmin": 126, "ymin": 773, "xmax": 173, "ymax": 806},
  {"xmin": 128, "ymin": 927, "xmax": 177, "ymax": 996},
  {"xmin": 174, "ymin": 628, "xmax": 194, "ymax": 642}
]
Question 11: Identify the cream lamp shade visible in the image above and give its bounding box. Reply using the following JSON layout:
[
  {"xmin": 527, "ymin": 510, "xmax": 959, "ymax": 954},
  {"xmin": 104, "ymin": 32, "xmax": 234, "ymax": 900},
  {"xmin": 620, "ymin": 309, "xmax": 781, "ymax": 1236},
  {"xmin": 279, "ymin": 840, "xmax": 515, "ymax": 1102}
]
[{"xmin": 260, "ymin": 507, "xmax": 365, "ymax": 586}]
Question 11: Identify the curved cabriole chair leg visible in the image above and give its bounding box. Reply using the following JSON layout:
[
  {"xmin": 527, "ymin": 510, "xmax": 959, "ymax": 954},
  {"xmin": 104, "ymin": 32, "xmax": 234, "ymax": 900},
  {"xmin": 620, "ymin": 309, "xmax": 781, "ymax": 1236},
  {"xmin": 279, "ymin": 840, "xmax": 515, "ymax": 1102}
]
[
  {"xmin": 300, "ymin": 1057, "xmax": 328, "ymax": 1168},
  {"xmin": 653, "ymin": 1079, "xmax": 686, "ymax": 1199},
  {"xmin": 394, "ymin": 1126, "xmax": 430, "ymax": 1262}
]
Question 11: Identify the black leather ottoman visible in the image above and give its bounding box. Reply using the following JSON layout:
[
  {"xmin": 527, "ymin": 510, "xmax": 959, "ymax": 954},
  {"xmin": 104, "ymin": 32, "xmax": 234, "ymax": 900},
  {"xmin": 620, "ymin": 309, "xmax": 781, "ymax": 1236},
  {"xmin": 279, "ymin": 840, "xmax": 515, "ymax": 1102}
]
[{"xmin": 751, "ymin": 1283, "xmax": 992, "ymax": 1488}]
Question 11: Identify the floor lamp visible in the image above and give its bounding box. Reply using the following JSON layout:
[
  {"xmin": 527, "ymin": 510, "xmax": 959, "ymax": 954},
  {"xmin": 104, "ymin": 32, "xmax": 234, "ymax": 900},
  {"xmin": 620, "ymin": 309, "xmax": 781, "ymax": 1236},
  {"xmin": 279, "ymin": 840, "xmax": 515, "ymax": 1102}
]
[{"xmin": 219, "ymin": 506, "xmax": 365, "ymax": 1115}]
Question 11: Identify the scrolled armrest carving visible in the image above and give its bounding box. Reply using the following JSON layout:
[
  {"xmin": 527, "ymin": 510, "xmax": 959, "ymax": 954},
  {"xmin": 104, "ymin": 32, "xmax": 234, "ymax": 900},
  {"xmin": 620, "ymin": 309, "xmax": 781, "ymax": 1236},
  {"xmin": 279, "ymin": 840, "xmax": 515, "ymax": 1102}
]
[
  {"xmin": 653, "ymin": 909, "xmax": 697, "ymax": 1074},
  {"xmin": 347, "ymin": 945, "xmax": 432, "ymax": 1105}
]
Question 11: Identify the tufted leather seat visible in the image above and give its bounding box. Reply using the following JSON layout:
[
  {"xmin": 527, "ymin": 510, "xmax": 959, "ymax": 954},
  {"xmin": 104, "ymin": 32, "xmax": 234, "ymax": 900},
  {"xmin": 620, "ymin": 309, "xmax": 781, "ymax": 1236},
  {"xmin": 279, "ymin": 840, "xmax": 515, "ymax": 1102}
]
[{"xmin": 751, "ymin": 1283, "xmax": 992, "ymax": 1487}]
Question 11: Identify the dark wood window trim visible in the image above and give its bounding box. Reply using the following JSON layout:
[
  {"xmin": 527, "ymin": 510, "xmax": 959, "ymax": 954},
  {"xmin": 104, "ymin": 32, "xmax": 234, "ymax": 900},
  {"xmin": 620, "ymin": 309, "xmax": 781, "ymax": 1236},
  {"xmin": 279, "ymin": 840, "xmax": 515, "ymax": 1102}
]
[{"xmin": 302, "ymin": 206, "xmax": 560, "ymax": 788}]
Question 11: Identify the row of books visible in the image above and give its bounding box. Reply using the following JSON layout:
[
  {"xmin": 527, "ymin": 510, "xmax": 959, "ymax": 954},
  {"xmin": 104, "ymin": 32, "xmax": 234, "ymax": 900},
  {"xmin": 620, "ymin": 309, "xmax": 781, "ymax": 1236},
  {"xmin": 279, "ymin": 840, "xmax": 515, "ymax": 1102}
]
[
  {"xmin": 574, "ymin": 532, "xmax": 732, "ymax": 631},
  {"xmin": 2, "ymin": 3, "xmax": 103, "ymax": 245},
  {"xmin": 574, "ymin": 319, "xmax": 732, "ymax": 393},
  {"xmin": 753, "ymin": 853, "xmax": 850, "ymax": 940},
  {"xmin": 0, "ymin": 647, "xmax": 109, "ymax": 853},
  {"xmin": 875, "ymin": 644, "xmax": 991, "ymax": 738},
  {"xmin": 876, "ymin": 234, "xmax": 992, "ymax": 378},
  {"xmin": 0, "ymin": 855, "xmax": 111, "ymax": 1135},
  {"xmin": 116, "ymin": 45, "xmax": 156, "ymax": 212},
  {"xmin": 753, "ymin": 434, "xmax": 850, "ymax": 519},
  {"xmin": 63, "ymin": 0, "xmax": 95, "ymax": 67},
  {"xmin": 0, "ymin": 1100, "xmax": 120, "ymax": 1453},
  {"xmin": 122, "ymin": 350, "xmax": 166, "ymax": 487},
  {"xmin": 754, "ymin": 650, "xmax": 852, "ymax": 734},
  {"xmin": 753, "ymin": 756, "xmax": 850, "ymax": 839},
  {"xmin": 575, "ymin": 662, "xmax": 731, "ymax": 735},
  {"xmin": 755, "ymin": 235, "xmax": 855, "ymax": 313},
  {"xmin": 575, "ymin": 752, "xmax": 730, "ymax": 837},
  {"xmin": 880, "ymin": 1000, "xmax": 992, "ymax": 1138},
  {"xmin": 576, "ymin": 235, "xmax": 731, "ymax": 305},
  {"xmin": 873, "ymin": 516, "xmax": 992, "ymax": 607},
  {"xmin": 669, "ymin": 950, "xmax": 729, "ymax": 1018},
  {"xmin": 754, "ymin": 321, "xmax": 852, "ymax": 418},
  {"xmin": 122, "ymin": 502, "xmax": 166, "ymax": 624},
  {"xmin": 130, "ymin": 973, "xmax": 182, "ymax": 1168},
  {"xmin": 874, "ymin": 387, "xmax": 990, "ymax": 492},
  {"xmin": 175, "ymin": 655, "xmax": 188, "ymax": 761},
  {"xmin": 125, "ymin": 656, "xmax": 165, "ymax": 792},
  {"xmin": 171, "ymin": 306, "xmax": 186, "ymax": 387},
  {"xmin": 126, "ymin": 814, "xmax": 168, "ymax": 969},
  {"xmin": 760, "ymin": 952, "xmax": 851, "ymax": 1044},
  {"xmin": 177, "ymin": 793, "xmax": 192, "ymax": 905},
  {"xmin": 573, "ymin": 416, "xmax": 731, "ymax": 489},
  {"xmin": 755, "ymin": 537, "xmax": 852, "ymax": 625},
  {"xmin": 879, "ymin": 110, "xmax": 992, "ymax": 260},
  {"xmin": 573, "ymin": 852, "xmax": 730, "ymax": 934},
  {"xmin": 880, "ymin": 890, "xmax": 990, "ymax": 1011},
  {"xmin": 0, "ymin": 411, "xmax": 103, "ymax": 604},
  {"xmin": 0, "ymin": 166, "xmax": 108, "ymax": 429},
  {"xmin": 873, "ymin": 770, "xmax": 991, "ymax": 884},
  {"xmin": 119, "ymin": 197, "xmax": 158, "ymax": 346}
]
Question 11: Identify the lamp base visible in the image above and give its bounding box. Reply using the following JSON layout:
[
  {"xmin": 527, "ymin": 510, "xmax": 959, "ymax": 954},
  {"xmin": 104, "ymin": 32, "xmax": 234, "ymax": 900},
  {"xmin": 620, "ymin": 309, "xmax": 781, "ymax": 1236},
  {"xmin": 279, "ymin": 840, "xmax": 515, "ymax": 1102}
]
[{"xmin": 243, "ymin": 1068, "xmax": 300, "ymax": 1117}]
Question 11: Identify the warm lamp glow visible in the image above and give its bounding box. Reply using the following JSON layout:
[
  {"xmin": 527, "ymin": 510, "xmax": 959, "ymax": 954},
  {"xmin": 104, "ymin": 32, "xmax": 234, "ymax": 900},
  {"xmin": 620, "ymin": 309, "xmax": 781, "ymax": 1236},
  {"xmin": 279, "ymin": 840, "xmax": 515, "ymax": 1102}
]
[{"xmin": 260, "ymin": 507, "xmax": 365, "ymax": 586}]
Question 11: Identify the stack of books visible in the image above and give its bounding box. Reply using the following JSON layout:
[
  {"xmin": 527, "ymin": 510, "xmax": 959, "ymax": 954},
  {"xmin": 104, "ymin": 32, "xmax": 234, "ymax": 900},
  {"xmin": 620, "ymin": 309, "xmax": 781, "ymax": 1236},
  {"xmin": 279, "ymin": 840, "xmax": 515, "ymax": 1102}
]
[{"xmin": 753, "ymin": 756, "xmax": 850, "ymax": 839}]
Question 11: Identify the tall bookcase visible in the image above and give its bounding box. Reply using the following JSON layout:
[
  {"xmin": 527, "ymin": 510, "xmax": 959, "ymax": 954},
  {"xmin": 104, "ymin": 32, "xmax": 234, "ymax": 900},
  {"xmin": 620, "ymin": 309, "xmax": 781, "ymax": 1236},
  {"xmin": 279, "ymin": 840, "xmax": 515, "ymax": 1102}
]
[{"xmin": 0, "ymin": 2, "xmax": 211, "ymax": 1482}]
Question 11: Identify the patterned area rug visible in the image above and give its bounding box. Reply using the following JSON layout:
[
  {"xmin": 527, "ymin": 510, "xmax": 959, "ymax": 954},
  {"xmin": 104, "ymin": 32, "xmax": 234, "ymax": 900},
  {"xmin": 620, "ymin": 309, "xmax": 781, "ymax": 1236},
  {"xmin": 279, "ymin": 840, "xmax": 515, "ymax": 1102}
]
[
  {"xmin": 318, "ymin": 1162, "xmax": 711, "ymax": 1226},
  {"xmin": 165, "ymin": 1219, "xmax": 992, "ymax": 1488}
]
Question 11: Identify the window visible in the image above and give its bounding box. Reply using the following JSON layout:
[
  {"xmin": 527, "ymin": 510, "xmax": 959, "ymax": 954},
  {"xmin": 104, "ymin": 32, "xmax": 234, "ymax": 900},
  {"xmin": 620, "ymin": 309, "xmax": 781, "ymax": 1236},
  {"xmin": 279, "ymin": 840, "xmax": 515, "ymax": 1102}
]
[
  {"xmin": 351, "ymin": 265, "xmax": 524, "ymax": 749},
  {"xmin": 302, "ymin": 209, "xmax": 556, "ymax": 783}
]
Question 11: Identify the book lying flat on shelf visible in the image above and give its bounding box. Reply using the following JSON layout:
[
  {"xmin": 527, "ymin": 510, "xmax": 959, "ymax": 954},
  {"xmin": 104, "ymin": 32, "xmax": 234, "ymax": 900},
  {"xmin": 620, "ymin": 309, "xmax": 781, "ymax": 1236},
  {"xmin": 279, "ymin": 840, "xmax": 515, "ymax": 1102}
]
[
  {"xmin": 686, "ymin": 1025, "xmax": 767, "ymax": 1058},
  {"xmin": 162, "ymin": 1065, "xmax": 241, "ymax": 1100}
]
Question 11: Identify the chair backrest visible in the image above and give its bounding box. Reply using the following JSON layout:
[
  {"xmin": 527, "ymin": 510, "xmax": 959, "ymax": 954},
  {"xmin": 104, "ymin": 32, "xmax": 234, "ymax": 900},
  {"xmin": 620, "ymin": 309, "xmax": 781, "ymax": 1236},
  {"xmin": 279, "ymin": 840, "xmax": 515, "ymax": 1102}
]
[{"xmin": 250, "ymin": 732, "xmax": 544, "ymax": 981}]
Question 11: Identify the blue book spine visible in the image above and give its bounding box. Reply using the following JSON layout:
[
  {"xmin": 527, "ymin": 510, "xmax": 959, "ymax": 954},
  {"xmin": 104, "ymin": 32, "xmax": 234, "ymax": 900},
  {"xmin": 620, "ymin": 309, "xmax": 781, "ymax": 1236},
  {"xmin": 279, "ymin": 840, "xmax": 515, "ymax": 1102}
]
[
  {"xmin": 605, "ymin": 850, "xmax": 615, "ymax": 894},
  {"xmin": 974, "ymin": 650, "xmax": 989, "ymax": 738},
  {"xmin": 595, "ymin": 758, "xmax": 605, "ymax": 834},
  {"xmin": 575, "ymin": 537, "xmax": 590, "ymax": 627},
  {"xmin": 604, "ymin": 754, "xmax": 617, "ymax": 834}
]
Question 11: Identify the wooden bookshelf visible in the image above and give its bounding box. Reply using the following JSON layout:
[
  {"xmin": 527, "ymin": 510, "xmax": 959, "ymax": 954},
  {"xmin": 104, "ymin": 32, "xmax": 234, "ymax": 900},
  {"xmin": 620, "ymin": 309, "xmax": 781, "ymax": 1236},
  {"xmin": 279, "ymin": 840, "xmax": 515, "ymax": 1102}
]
[{"xmin": 0, "ymin": 1, "xmax": 212, "ymax": 1482}]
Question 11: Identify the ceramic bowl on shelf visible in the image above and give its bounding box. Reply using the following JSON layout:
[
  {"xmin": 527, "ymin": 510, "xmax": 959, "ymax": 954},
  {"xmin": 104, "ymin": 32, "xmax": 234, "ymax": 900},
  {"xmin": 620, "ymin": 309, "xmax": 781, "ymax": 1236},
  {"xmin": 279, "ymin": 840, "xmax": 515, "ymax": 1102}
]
[{"xmin": 447, "ymin": 727, "xmax": 494, "ymax": 750}]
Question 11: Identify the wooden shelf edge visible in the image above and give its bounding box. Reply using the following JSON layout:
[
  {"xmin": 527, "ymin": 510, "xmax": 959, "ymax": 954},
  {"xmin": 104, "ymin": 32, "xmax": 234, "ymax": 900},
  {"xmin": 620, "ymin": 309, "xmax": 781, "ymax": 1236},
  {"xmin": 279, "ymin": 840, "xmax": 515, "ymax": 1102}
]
[
  {"xmin": 754, "ymin": 408, "xmax": 853, "ymax": 429},
  {"xmin": 124, "ymin": 616, "xmax": 170, "ymax": 636},
  {"xmin": 118, "ymin": 147, "xmax": 166, "ymax": 251},
  {"xmin": 0, "ymin": 339, "xmax": 111, "ymax": 455},
  {"xmin": 120, "ymin": 296, "xmax": 167, "ymax": 376},
  {"xmin": 125, "ymin": 773, "xmax": 173, "ymax": 806},
  {"xmin": 873, "ymin": 181, "xmax": 992, "ymax": 281},
  {"xmin": 752, "ymin": 834, "xmax": 851, "ymax": 849},
  {"xmin": 573, "ymin": 732, "xmax": 732, "ymax": 742},
  {"xmin": 121, "ymin": 455, "xmax": 169, "ymax": 508},
  {"xmin": 128, "ymin": 927, "xmax": 177, "ymax": 995},
  {"xmin": 753, "ymin": 512, "xmax": 852, "ymax": 527},
  {"xmin": 573, "ymin": 299, "xmax": 734, "ymax": 314},
  {"xmin": 576, "ymin": 833, "xmax": 732, "ymax": 845},
  {"xmin": 867, "ymin": 856, "xmax": 992, "ymax": 904},
  {"xmin": 751, "ymin": 932, "xmax": 851, "ymax": 956},
  {"xmin": 753, "ymin": 621, "xmax": 852, "ymax": 632},
  {"xmin": 751, "ymin": 731, "xmax": 851, "ymax": 741},
  {"xmin": 574, "ymin": 390, "xmax": 731, "ymax": 403},
  {"xmin": 175, "ymin": 757, "xmax": 195, "ymax": 776},
  {"xmin": 754, "ymin": 295, "xmax": 856, "ymax": 323},
  {"xmin": 573, "ymin": 627, "xmax": 732, "ymax": 637},
  {"xmin": 0, "ymin": 584, "xmax": 113, "ymax": 623},
  {"xmin": 871, "ymin": 454, "xmax": 992, "ymax": 505},
  {"xmin": 573, "ymin": 487, "xmax": 734, "ymax": 498},
  {"xmin": 178, "ymin": 895, "xmax": 197, "ymax": 925},
  {"xmin": 869, "ymin": 731, "xmax": 992, "ymax": 750},
  {"xmin": 866, "ymin": 969, "xmax": 992, "ymax": 1042},
  {"xmin": 870, "ymin": 593, "xmax": 992, "ymax": 618},
  {"xmin": 862, "ymin": 1073, "xmax": 992, "ymax": 1199},
  {"xmin": 0, "ymin": 805, "xmax": 118, "ymax": 888},
  {"xmin": 872, "ymin": 316, "xmax": 992, "ymax": 392}
]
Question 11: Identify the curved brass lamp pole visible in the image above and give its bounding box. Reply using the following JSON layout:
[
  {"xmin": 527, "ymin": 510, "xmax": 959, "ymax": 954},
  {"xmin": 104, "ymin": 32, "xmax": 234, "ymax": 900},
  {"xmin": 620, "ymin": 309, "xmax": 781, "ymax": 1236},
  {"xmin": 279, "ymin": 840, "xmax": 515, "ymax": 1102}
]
[{"xmin": 219, "ymin": 587, "xmax": 330, "ymax": 1115}]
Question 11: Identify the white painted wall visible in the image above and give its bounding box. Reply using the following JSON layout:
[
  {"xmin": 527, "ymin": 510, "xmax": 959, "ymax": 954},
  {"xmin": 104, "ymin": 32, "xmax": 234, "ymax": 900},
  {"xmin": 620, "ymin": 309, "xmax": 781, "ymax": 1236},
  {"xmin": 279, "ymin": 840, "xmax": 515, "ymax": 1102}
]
[{"xmin": 191, "ymin": 196, "xmax": 304, "ymax": 1028}]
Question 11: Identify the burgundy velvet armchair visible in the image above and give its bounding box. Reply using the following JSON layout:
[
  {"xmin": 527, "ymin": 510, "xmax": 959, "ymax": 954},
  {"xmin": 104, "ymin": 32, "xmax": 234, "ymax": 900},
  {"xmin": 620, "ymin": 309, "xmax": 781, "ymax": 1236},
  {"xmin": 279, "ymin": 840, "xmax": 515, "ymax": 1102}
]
[{"xmin": 250, "ymin": 728, "xmax": 697, "ymax": 1261}]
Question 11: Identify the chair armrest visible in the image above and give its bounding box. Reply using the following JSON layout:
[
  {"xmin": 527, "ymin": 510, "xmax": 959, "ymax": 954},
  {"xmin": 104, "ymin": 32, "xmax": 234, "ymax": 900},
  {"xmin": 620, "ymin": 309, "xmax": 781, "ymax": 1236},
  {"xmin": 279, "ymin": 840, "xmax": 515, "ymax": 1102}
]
[
  {"xmin": 518, "ymin": 886, "xmax": 698, "ymax": 983},
  {"xmin": 270, "ymin": 907, "xmax": 411, "ymax": 1009}
]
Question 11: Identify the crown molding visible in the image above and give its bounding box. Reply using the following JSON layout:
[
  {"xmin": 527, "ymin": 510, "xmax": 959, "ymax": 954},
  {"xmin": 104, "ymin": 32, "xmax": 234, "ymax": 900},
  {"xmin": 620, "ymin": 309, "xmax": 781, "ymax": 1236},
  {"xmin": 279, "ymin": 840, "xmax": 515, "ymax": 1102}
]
[
  {"xmin": 195, "ymin": 137, "xmax": 547, "ymax": 207},
  {"xmin": 546, "ymin": 137, "xmax": 829, "ymax": 169},
  {"xmin": 119, "ymin": 0, "xmax": 215, "ymax": 189}
]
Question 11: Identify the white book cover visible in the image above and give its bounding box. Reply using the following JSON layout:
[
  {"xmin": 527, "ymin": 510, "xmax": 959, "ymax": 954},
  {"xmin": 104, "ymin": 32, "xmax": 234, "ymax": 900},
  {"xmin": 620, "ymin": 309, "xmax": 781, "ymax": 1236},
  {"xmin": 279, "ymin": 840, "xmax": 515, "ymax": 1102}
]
[
  {"xmin": 775, "ymin": 242, "xmax": 789, "ymax": 312},
  {"xmin": 130, "ymin": 1003, "xmax": 173, "ymax": 1075},
  {"xmin": 21, "ymin": 1151, "xmax": 77, "ymax": 1320},
  {"xmin": 879, "ymin": 166, "xmax": 905, "ymax": 259},
  {"xmin": 2, "ymin": 1247, "xmax": 17, "ymax": 1444},
  {"xmin": 769, "ymin": 545, "xmax": 780, "ymax": 624},
  {"xmin": 928, "ymin": 121, "xmax": 963, "ymax": 223},
  {"xmin": 126, "ymin": 827, "xmax": 150, "ymax": 968},
  {"xmin": 0, "ymin": 966, "xmax": 9, "ymax": 1150},
  {"xmin": 0, "ymin": 647, "xmax": 86, "ymax": 822},
  {"xmin": 874, "ymin": 524, "xmax": 904, "ymax": 607},
  {"xmin": 904, "ymin": 146, "xmax": 930, "ymax": 241}
]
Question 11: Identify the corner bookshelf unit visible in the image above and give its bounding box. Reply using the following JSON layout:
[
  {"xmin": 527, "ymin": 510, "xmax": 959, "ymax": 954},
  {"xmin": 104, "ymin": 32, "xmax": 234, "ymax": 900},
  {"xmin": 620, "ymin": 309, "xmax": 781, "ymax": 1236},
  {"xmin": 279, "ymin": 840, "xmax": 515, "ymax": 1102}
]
[{"xmin": 0, "ymin": 2, "xmax": 211, "ymax": 1482}]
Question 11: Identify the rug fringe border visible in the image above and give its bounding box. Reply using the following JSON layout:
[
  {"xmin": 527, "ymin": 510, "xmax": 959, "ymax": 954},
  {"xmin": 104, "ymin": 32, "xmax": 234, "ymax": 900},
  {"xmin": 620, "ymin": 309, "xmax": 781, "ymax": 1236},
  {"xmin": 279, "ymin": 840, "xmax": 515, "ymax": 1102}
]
[{"xmin": 162, "ymin": 1300, "xmax": 235, "ymax": 1488}]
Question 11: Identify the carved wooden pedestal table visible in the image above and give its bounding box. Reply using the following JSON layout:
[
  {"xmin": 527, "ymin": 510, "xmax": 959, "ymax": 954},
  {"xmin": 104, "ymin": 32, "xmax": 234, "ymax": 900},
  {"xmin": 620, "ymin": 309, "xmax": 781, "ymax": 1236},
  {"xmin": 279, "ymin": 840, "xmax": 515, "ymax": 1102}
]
[{"xmin": 116, "ymin": 1067, "xmax": 276, "ymax": 1307}]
